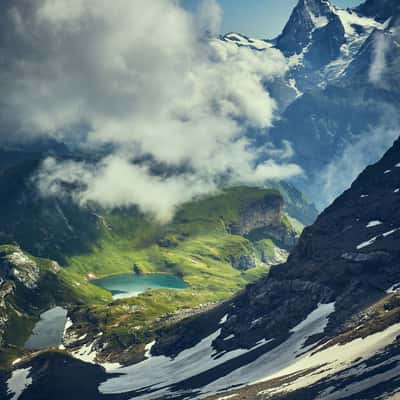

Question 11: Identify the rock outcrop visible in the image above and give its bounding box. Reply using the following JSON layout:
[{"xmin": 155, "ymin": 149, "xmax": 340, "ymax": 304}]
[
  {"xmin": 0, "ymin": 247, "xmax": 40, "ymax": 290},
  {"xmin": 234, "ymin": 193, "xmax": 283, "ymax": 236}
]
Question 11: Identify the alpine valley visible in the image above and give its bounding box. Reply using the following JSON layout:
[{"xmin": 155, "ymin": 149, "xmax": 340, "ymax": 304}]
[{"xmin": 1, "ymin": 0, "xmax": 400, "ymax": 400}]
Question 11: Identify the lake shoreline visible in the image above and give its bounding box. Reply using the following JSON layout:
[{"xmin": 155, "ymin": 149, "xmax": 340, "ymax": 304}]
[{"xmin": 90, "ymin": 273, "xmax": 189, "ymax": 300}]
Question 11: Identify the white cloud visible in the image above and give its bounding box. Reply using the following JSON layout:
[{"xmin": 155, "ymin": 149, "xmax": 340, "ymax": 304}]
[
  {"xmin": 318, "ymin": 119, "xmax": 399, "ymax": 208},
  {"xmin": 369, "ymin": 31, "xmax": 390, "ymax": 86},
  {"xmin": 36, "ymin": 157, "xmax": 217, "ymax": 223},
  {"xmin": 195, "ymin": 0, "xmax": 223, "ymax": 37},
  {"xmin": 0, "ymin": 0, "xmax": 300, "ymax": 221}
]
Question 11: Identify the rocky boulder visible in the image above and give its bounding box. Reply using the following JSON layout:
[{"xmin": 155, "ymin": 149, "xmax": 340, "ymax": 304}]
[{"xmin": 0, "ymin": 246, "xmax": 40, "ymax": 290}]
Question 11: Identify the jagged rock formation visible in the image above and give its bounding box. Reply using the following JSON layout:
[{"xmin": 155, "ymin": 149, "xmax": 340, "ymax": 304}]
[
  {"xmin": 276, "ymin": 0, "xmax": 345, "ymax": 68},
  {"xmin": 0, "ymin": 248, "xmax": 40, "ymax": 290}
]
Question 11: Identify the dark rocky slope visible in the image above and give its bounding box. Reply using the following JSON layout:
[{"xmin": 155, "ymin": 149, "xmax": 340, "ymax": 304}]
[
  {"xmin": 157, "ymin": 136, "xmax": 400, "ymax": 354},
  {"xmin": 142, "ymin": 136, "xmax": 400, "ymax": 399}
]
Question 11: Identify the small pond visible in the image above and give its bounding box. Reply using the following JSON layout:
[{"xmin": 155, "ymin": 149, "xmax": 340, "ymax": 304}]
[
  {"xmin": 92, "ymin": 273, "xmax": 188, "ymax": 299},
  {"xmin": 25, "ymin": 306, "xmax": 68, "ymax": 350}
]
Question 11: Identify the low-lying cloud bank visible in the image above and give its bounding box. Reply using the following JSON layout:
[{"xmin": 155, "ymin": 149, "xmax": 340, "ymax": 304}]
[
  {"xmin": 319, "ymin": 118, "xmax": 400, "ymax": 208},
  {"xmin": 0, "ymin": 0, "xmax": 301, "ymax": 221}
]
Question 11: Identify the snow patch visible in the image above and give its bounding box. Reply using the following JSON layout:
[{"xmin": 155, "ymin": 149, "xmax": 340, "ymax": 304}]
[
  {"xmin": 7, "ymin": 368, "xmax": 32, "ymax": 400},
  {"xmin": 383, "ymin": 228, "xmax": 399, "ymax": 237},
  {"xmin": 100, "ymin": 327, "xmax": 276, "ymax": 398},
  {"xmin": 333, "ymin": 9, "xmax": 385, "ymax": 37},
  {"xmin": 386, "ymin": 282, "xmax": 400, "ymax": 294},
  {"xmin": 258, "ymin": 323, "xmax": 400, "ymax": 398},
  {"xmin": 251, "ymin": 317, "xmax": 262, "ymax": 326},
  {"xmin": 221, "ymin": 33, "xmax": 272, "ymax": 51},
  {"xmin": 145, "ymin": 340, "xmax": 156, "ymax": 359},
  {"xmin": 290, "ymin": 303, "xmax": 335, "ymax": 333},
  {"xmin": 72, "ymin": 341, "xmax": 98, "ymax": 364},
  {"xmin": 366, "ymin": 220, "xmax": 383, "ymax": 228},
  {"xmin": 357, "ymin": 236, "xmax": 377, "ymax": 250},
  {"xmin": 288, "ymin": 78, "xmax": 302, "ymax": 97},
  {"xmin": 219, "ymin": 314, "xmax": 228, "ymax": 324}
]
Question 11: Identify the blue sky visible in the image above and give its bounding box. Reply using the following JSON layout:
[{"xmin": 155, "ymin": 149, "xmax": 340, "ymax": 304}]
[{"xmin": 184, "ymin": 0, "xmax": 363, "ymax": 38}]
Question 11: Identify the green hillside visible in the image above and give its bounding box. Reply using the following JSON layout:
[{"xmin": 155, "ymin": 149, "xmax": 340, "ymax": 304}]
[{"xmin": 0, "ymin": 159, "xmax": 305, "ymax": 366}]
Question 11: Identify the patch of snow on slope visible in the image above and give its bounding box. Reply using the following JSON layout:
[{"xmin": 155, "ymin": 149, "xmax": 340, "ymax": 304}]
[
  {"xmin": 313, "ymin": 354, "xmax": 400, "ymax": 399},
  {"xmin": 259, "ymin": 323, "xmax": 400, "ymax": 399},
  {"xmin": 69, "ymin": 339, "xmax": 121, "ymax": 371},
  {"xmin": 59, "ymin": 317, "xmax": 73, "ymax": 349},
  {"xmin": 221, "ymin": 33, "xmax": 271, "ymax": 51},
  {"xmin": 333, "ymin": 9, "xmax": 384, "ymax": 37},
  {"xmin": 288, "ymin": 78, "xmax": 302, "ymax": 97},
  {"xmin": 324, "ymin": 8, "xmax": 385, "ymax": 81},
  {"xmin": 145, "ymin": 340, "xmax": 156, "ymax": 359},
  {"xmin": 100, "ymin": 323, "xmax": 279, "ymax": 399},
  {"xmin": 290, "ymin": 303, "xmax": 334, "ymax": 333},
  {"xmin": 201, "ymin": 303, "xmax": 336, "ymax": 396},
  {"xmin": 7, "ymin": 368, "xmax": 32, "ymax": 400},
  {"xmin": 72, "ymin": 341, "xmax": 98, "ymax": 364},
  {"xmin": 357, "ymin": 236, "xmax": 378, "ymax": 250},
  {"xmin": 383, "ymin": 228, "xmax": 399, "ymax": 237},
  {"xmin": 219, "ymin": 314, "xmax": 228, "ymax": 324},
  {"xmin": 304, "ymin": 1, "xmax": 328, "ymax": 31},
  {"xmin": 100, "ymin": 303, "xmax": 400, "ymax": 399},
  {"xmin": 356, "ymin": 227, "xmax": 399, "ymax": 250},
  {"xmin": 367, "ymin": 220, "xmax": 383, "ymax": 228},
  {"xmin": 386, "ymin": 282, "xmax": 400, "ymax": 294}
]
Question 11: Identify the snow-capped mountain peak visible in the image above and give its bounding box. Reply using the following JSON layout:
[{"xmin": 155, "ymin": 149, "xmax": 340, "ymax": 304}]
[
  {"xmin": 219, "ymin": 0, "xmax": 392, "ymax": 94},
  {"xmin": 275, "ymin": 0, "xmax": 340, "ymax": 57},
  {"xmin": 220, "ymin": 32, "xmax": 272, "ymax": 51}
]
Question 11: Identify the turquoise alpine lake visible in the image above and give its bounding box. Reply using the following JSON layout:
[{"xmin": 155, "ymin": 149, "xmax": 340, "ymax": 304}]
[{"xmin": 91, "ymin": 273, "xmax": 188, "ymax": 299}]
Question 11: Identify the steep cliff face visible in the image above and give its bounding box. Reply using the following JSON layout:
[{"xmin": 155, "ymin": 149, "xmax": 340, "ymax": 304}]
[
  {"xmin": 232, "ymin": 193, "xmax": 283, "ymax": 236},
  {"xmin": 0, "ymin": 246, "xmax": 43, "ymax": 346},
  {"xmin": 276, "ymin": 0, "xmax": 342, "ymax": 59}
]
